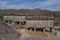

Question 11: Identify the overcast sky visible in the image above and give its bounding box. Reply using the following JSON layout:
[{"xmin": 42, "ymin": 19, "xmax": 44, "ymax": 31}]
[{"xmin": 0, "ymin": 0, "xmax": 60, "ymax": 11}]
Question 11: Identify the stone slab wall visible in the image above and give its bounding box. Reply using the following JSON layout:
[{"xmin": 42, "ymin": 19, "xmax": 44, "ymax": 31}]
[
  {"xmin": 3, "ymin": 16, "xmax": 26, "ymax": 22},
  {"xmin": 3, "ymin": 16, "xmax": 54, "ymax": 28},
  {"xmin": 26, "ymin": 20, "xmax": 53, "ymax": 28}
]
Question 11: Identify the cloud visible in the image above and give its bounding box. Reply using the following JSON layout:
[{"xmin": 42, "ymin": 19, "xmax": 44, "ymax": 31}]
[
  {"xmin": 0, "ymin": 1, "xmax": 12, "ymax": 9},
  {"xmin": 0, "ymin": 0, "xmax": 37, "ymax": 9},
  {"xmin": 37, "ymin": 0, "xmax": 60, "ymax": 7},
  {"xmin": 0, "ymin": 0, "xmax": 26, "ymax": 9},
  {"xmin": 36, "ymin": 0, "xmax": 60, "ymax": 11},
  {"xmin": 44, "ymin": 0, "xmax": 60, "ymax": 6},
  {"xmin": 0, "ymin": 0, "xmax": 60, "ymax": 11}
]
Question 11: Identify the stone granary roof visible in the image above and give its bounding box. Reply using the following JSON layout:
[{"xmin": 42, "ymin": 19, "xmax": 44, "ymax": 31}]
[
  {"xmin": 4, "ymin": 15, "xmax": 54, "ymax": 20},
  {"xmin": 26, "ymin": 15, "xmax": 54, "ymax": 20}
]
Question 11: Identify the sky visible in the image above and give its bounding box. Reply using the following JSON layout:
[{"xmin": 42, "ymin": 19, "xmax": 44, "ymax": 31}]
[{"xmin": 0, "ymin": 0, "xmax": 60, "ymax": 11}]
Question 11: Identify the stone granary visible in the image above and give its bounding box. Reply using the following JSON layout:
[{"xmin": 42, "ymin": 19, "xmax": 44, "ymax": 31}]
[{"xmin": 3, "ymin": 15, "xmax": 54, "ymax": 32}]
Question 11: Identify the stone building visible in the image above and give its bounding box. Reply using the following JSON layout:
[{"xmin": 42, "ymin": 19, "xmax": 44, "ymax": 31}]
[
  {"xmin": 3, "ymin": 15, "xmax": 54, "ymax": 29},
  {"xmin": 3, "ymin": 16, "xmax": 26, "ymax": 29},
  {"xmin": 26, "ymin": 20, "xmax": 53, "ymax": 28},
  {"xmin": 3, "ymin": 16, "xmax": 26, "ymax": 23},
  {"xmin": 26, "ymin": 16, "xmax": 54, "ymax": 32}
]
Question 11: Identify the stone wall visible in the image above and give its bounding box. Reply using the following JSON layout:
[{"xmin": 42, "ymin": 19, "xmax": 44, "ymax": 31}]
[
  {"xmin": 26, "ymin": 20, "xmax": 53, "ymax": 28},
  {"xmin": 3, "ymin": 16, "xmax": 54, "ymax": 28},
  {"xmin": 3, "ymin": 16, "xmax": 26, "ymax": 22}
]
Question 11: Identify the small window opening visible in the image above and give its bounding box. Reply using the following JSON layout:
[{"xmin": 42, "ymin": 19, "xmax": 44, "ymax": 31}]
[
  {"xmin": 28, "ymin": 27, "xmax": 34, "ymax": 31},
  {"xmin": 24, "ymin": 21, "xmax": 26, "ymax": 24},
  {"xmin": 36, "ymin": 28, "xmax": 44, "ymax": 32},
  {"xmin": 50, "ymin": 27, "xmax": 53, "ymax": 33},
  {"xmin": 21, "ymin": 21, "xmax": 26, "ymax": 25},
  {"xmin": 5, "ymin": 20, "xmax": 8, "ymax": 23},
  {"xmin": 15, "ymin": 21, "xmax": 20, "ymax": 24},
  {"xmin": 9, "ymin": 20, "xmax": 12, "ymax": 24}
]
